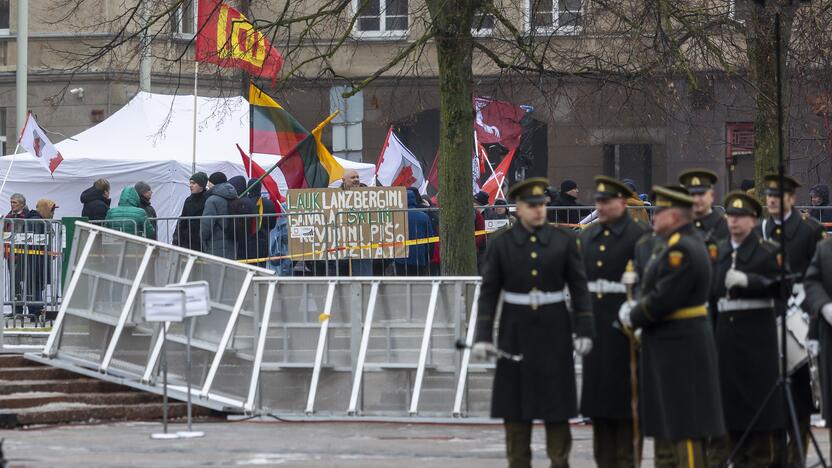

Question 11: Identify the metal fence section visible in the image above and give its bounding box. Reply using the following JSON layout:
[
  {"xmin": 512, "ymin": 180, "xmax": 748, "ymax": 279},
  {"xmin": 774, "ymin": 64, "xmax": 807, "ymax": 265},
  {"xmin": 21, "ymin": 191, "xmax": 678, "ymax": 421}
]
[
  {"xmin": 2, "ymin": 218, "xmax": 65, "ymax": 327},
  {"xmin": 30, "ymin": 221, "xmax": 493, "ymax": 418}
]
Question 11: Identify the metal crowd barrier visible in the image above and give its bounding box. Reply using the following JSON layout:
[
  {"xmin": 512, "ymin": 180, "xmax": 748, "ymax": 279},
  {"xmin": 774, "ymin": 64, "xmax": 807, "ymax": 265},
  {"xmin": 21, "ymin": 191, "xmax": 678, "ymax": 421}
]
[
  {"xmin": 29, "ymin": 221, "xmax": 492, "ymax": 419},
  {"xmin": 2, "ymin": 218, "xmax": 65, "ymax": 328}
]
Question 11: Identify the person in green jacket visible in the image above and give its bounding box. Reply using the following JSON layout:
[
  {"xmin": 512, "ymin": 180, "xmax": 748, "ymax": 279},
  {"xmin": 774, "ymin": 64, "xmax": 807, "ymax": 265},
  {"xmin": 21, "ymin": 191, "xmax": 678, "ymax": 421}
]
[{"xmin": 104, "ymin": 186, "xmax": 156, "ymax": 238}]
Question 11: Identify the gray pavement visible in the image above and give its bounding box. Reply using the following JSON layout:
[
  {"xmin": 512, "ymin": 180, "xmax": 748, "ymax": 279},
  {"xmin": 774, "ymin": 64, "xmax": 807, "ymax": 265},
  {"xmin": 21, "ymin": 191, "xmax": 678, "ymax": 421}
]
[{"xmin": 0, "ymin": 420, "xmax": 829, "ymax": 467}]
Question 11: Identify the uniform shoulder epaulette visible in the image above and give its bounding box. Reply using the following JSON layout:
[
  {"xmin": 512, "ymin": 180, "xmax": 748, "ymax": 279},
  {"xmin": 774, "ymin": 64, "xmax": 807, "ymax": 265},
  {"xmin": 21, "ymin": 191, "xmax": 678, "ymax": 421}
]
[
  {"xmin": 552, "ymin": 224, "xmax": 579, "ymax": 237},
  {"xmin": 667, "ymin": 232, "xmax": 681, "ymax": 247},
  {"xmin": 758, "ymin": 237, "xmax": 779, "ymax": 253},
  {"xmin": 633, "ymin": 217, "xmax": 650, "ymax": 231},
  {"xmin": 636, "ymin": 232, "xmax": 654, "ymax": 246},
  {"xmin": 490, "ymin": 223, "xmax": 512, "ymax": 238}
]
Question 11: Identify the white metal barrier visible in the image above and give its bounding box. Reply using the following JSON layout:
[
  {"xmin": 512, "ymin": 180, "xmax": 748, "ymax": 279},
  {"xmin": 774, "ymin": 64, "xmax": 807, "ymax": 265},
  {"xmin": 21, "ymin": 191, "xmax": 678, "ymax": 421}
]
[{"xmin": 28, "ymin": 222, "xmax": 494, "ymax": 418}]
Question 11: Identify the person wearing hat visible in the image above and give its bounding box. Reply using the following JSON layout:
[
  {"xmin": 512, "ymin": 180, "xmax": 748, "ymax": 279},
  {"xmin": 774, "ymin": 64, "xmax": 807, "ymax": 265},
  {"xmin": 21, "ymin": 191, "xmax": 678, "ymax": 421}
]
[
  {"xmin": 618, "ymin": 186, "xmax": 725, "ymax": 467},
  {"xmin": 579, "ymin": 176, "xmax": 651, "ymax": 467},
  {"xmin": 678, "ymin": 169, "xmax": 729, "ymax": 247},
  {"xmin": 473, "ymin": 177, "xmax": 594, "ymax": 468},
  {"xmin": 757, "ymin": 173, "xmax": 826, "ymax": 462},
  {"xmin": 172, "ymin": 172, "xmax": 208, "ymax": 252},
  {"xmin": 707, "ymin": 191, "xmax": 784, "ymax": 466},
  {"xmin": 553, "ymin": 179, "xmax": 584, "ymax": 225}
]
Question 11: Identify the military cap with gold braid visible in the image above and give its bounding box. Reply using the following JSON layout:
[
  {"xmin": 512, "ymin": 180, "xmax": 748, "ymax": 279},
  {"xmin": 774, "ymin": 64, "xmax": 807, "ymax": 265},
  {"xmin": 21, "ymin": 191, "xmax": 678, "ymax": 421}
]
[
  {"xmin": 508, "ymin": 177, "xmax": 550, "ymax": 204},
  {"xmin": 650, "ymin": 185, "xmax": 694, "ymax": 210},
  {"xmin": 678, "ymin": 168, "xmax": 719, "ymax": 194},
  {"xmin": 593, "ymin": 175, "xmax": 635, "ymax": 200},
  {"xmin": 723, "ymin": 190, "xmax": 763, "ymax": 218},
  {"xmin": 763, "ymin": 173, "xmax": 801, "ymax": 196}
]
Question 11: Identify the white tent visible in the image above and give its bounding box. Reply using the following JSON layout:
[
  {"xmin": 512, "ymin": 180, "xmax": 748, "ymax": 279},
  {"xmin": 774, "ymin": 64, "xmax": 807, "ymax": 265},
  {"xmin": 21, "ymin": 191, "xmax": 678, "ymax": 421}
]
[{"xmin": 0, "ymin": 91, "xmax": 376, "ymax": 231}]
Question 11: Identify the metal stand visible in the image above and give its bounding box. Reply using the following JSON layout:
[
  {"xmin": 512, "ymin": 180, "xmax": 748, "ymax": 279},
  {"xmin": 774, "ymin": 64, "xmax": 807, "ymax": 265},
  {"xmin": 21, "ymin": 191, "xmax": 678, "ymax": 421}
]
[
  {"xmin": 151, "ymin": 324, "xmax": 180, "ymax": 440},
  {"xmin": 178, "ymin": 317, "xmax": 204, "ymax": 439},
  {"xmin": 725, "ymin": 8, "xmax": 826, "ymax": 468}
]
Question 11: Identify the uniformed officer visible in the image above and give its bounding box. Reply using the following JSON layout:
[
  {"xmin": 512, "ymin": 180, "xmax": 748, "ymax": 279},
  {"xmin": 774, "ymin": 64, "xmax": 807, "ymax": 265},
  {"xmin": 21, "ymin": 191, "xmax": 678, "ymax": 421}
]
[
  {"xmin": 579, "ymin": 176, "xmax": 651, "ymax": 467},
  {"xmin": 757, "ymin": 174, "xmax": 826, "ymax": 462},
  {"xmin": 708, "ymin": 191, "xmax": 784, "ymax": 466},
  {"xmin": 619, "ymin": 186, "xmax": 725, "ymax": 468},
  {"xmin": 473, "ymin": 177, "xmax": 594, "ymax": 468},
  {"xmin": 804, "ymin": 237, "xmax": 832, "ymax": 463},
  {"xmin": 679, "ymin": 168, "xmax": 729, "ymax": 247}
]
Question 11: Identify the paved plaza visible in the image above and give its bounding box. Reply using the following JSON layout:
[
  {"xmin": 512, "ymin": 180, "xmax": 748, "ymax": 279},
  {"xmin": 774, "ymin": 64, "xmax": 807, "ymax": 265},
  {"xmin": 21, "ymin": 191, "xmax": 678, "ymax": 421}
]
[{"xmin": 0, "ymin": 419, "xmax": 829, "ymax": 467}]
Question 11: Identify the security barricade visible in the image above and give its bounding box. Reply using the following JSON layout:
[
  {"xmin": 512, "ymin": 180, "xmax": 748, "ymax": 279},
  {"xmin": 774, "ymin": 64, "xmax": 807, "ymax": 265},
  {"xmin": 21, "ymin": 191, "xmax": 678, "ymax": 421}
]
[{"xmin": 29, "ymin": 221, "xmax": 493, "ymax": 418}]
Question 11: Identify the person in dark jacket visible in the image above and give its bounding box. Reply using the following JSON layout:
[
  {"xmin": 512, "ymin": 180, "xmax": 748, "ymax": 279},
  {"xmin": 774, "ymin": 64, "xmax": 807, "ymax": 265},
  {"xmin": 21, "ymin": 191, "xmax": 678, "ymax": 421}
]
[
  {"xmin": 553, "ymin": 179, "xmax": 583, "ymax": 225},
  {"xmin": 391, "ymin": 188, "xmax": 434, "ymax": 275},
  {"xmin": 227, "ymin": 175, "xmax": 256, "ymax": 259},
  {"xmin": 246, "ymin": 178, "xmax": 277, "ymax": 267},
  {"xmin": 172, "ymin": 172, "xmax": 208, "ymax": 251},
  {"xmin": 22, "ymin": 199, "xmax": 58, "ymax": 318},
  {"xmin": 134, "ymin": 181, "xmax": 157, "ymax": 240},
  {"xmin": 201, "ymin": 172, "xmax": 237, "ymax": 259},
  {"xmin": 809, "ymin": 183, "xmax": 832, "ymax": 223},
  {"xmin": 80, "ymin": 179, "xmax": 111, "ymax": 221},
  {"xmin": 4, "ymin": 194, "xmax": 29, "ymax": 315},
  {"xmin": 483, "ymin": 199, "xmax": 514, "ymax": 221}
]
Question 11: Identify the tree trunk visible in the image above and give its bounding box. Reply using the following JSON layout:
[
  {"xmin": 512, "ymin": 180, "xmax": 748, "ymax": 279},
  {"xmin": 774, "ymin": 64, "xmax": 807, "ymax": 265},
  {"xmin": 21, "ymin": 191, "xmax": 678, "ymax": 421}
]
[
  {"xmin": 746, "ymin": 1, "xmax": 796, "ymax": 194},
  {"xmin": 427, "ymin": 0, "xmax": 477, "ymax": 276}
]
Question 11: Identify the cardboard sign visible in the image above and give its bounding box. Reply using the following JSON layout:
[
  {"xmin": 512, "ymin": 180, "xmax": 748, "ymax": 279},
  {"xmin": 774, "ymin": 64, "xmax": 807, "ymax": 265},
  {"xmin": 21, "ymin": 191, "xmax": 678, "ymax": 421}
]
[
  {"xmin": 175, "ymin": 281, "xmax": 210, "ymax": 317},
  {"xmin": 142, "ymin": 288, "xmax": 186, "ymax": 323},
  {"xmin": 285, "ymin": 187, "xmax": 410, "ymax": 260}
]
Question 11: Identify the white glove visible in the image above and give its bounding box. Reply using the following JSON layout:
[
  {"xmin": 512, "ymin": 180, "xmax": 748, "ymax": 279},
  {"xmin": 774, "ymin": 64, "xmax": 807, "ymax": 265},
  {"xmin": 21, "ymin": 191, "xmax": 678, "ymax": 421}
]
[
  {"xmin": 618, "ymin": 301, "xmax": 636, "ymax": 328},
  {"xmin": 807, "ymin": 339, "xmax": 821, "ymax": 358},
  {"xmin": 472, "ymin": 342, "xmax": 496, "ymax": 360},
  {"xmin": 822, "ymin": 303, "xmax": 832, "ymax": 326},
  {"xmin": 725, "ymin": 269, "xmax": 749, "ymax": 290},
  {"xmin": 573, "ymin": 337, "xmax": 593, "ymax": 356}
]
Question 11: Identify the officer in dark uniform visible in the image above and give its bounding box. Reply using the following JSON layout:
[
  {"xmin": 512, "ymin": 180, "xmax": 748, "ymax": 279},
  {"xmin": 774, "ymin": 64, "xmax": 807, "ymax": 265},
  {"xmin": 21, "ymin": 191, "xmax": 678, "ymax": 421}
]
[
  {"xmin": 618, "ymin": 186, "xmax": 725, "ymax": 468},
  {"xmin": 708, "ymin": 191, "xmax": 784, "ymax": 466},
  {"xmin": 579, "ymin": 176, "xmax": 651, "ymax": 467},
  {"xmin": 756, "ymin": 174, "xmax": 826, "ymax": 462},
  {"xmin": 474, "ymin": 177, "xmax": 594, "ymax": 468},
  {"xmin": 804, "ymin": 237, "xmax": 832, "ymax": 463},
  {"xmin": 679, "ymin": 169, "xmax": 729, "ymax": 256}
]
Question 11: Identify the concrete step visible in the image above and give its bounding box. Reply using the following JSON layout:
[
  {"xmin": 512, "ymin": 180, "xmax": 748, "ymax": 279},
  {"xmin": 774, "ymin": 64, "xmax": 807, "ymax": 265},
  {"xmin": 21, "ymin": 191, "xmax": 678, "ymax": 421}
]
[
  {"xmin": 0, "ymin": 378, "xmax": 126, "ymax": 395},
  {"xmin": 0, "ymin": 366, "xmax": 79, "ymax": 380},
  {"xmin": 0, "ymin": 401, "xmax": 217, "ymax": 428},
  {"xmin": 0, "ymin": 391, "xmax": 160, "ymax": 409},
  {"xmin": 0, "ymin": 354, "xmax": 37, "ymax": 368}
]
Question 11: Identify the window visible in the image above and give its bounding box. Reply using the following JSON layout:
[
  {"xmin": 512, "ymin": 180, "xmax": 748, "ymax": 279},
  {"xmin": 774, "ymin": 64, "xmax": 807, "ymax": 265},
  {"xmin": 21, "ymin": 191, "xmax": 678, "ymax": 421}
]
[
  {"xmin": 528, "ymin": 0, "xmax": 583, "ymax": 35},
  {"xmin": 0, "ymin": 0, "xmax": 9, "ymax": 35},
  {"xmin": 170, "ymin": 0, "xmax": 195, "ymax": 36},
  {"xmin": 472, "ymin": 11, "xmax": 496, "ymax": 36},
  {"xmin": 354, "ymin": 0, "xmax": 408, "ymax": 37},
  {"xmin": 726, "ymin": 122, "xmax": 754, "ymax": 166}
]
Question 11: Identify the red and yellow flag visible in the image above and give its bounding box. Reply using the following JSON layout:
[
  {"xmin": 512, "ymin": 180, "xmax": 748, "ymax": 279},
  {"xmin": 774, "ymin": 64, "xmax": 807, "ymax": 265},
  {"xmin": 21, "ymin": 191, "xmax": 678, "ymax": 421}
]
[{"xmin": 196, "ymin": 0, "xmax": 284, "ymax": 82}]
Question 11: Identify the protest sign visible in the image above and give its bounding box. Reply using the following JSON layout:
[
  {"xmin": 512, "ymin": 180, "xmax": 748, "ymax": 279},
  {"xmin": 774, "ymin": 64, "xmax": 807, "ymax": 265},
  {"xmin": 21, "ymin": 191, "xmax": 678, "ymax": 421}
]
[{"xmin": 285, "ymin": 187, "xmax": 409, "ymax": 260}]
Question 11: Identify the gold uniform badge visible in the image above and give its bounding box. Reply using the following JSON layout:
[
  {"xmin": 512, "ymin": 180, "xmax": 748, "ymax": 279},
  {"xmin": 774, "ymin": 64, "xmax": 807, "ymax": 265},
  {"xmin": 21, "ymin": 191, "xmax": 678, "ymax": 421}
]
[{"xmin": 668, "ymin": 251, "xmax": 684, "ymax": 268}]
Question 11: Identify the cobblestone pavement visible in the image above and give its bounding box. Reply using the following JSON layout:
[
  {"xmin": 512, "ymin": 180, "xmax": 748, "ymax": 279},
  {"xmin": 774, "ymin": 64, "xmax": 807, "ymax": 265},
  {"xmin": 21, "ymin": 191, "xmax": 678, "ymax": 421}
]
[{"xmin": 0, "ymin": 420, "xmax": 828, "ymax": 467}]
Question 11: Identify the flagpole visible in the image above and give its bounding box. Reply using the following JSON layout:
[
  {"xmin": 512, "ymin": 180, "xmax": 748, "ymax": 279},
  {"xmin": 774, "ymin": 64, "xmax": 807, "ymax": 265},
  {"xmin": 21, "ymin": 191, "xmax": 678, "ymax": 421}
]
[{"xmin": 192, "ymin": 61, "xmax": 199, "ymax": 174}]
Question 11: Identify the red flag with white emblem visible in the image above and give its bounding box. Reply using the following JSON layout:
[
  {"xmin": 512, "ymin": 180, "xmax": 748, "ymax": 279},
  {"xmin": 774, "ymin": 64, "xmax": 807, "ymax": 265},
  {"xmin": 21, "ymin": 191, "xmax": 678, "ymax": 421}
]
[{"xmin": 18, "ymin": 113, "xmax": 63, "ymax": 174}]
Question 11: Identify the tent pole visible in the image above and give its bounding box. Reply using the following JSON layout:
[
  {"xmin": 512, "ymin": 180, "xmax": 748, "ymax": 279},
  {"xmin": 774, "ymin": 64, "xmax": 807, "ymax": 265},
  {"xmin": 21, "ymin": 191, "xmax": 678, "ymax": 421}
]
[{"xmin": 192, "ymin": 61, "xmax": 198, "ymax": 174}]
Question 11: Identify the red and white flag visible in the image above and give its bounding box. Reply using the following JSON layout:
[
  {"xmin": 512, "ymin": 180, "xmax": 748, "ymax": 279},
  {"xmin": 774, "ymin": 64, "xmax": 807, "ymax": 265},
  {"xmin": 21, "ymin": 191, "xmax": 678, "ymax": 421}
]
[
  {"xmin": 19, "ymin": 113, "xmax": 63, "ymax": 174},
  {"xmin": 376, "ymin": 127, "xmax": 426, "ymax": 193},
  {"xmin": 481, "ymin": 148, "xmax": 515, "ymax": 204},
  {"xmin": 473, "ymin": 97, "xmax": 526, "ymax": 151}
]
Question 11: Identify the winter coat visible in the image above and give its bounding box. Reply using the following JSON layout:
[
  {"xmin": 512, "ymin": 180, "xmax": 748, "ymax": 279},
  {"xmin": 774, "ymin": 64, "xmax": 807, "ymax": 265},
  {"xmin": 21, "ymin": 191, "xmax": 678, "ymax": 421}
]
[
  {"xmin": 553, "ymin": 192, "xmax": 583, "ymax": 225},
  {"xmin": 395, "ymin": 190, "xmax": 434, "ymax": 267},
  {"xmin": 172, "ymin": 191, "xmax": 206, "ymax": 251},
  {"xmin": 200, "ymin": 182, "xmax": 237, "ymax": 259},
  {"xmin": 104, "ymin": 187, "xmax": 155, "ymax": 238},
  {"xmin": 80, "ymin": 186, "xmax": 111, "ymax": 221},
  {"xmin": 139, "ymin": 195, "xmax": 158, "ymax": 240},
  {"xmin": 809, "ymin": 184, "xmax": 832, "ymax": 223}
]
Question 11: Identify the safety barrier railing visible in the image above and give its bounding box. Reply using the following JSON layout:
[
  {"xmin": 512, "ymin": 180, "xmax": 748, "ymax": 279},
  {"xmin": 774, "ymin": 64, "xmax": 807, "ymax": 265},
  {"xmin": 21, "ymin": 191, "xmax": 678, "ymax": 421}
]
[
  {"xmin": 1, "ymin": 218, "xmax": 65, "ymax": 328},
  {"xmin": 30, "ymin": 221, "xmax": 493, "ymax": 418}
]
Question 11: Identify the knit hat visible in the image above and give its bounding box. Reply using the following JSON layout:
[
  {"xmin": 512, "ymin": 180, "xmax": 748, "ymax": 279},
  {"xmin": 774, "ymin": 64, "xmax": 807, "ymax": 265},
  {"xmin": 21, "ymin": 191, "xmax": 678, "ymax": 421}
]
[
  {"xmin": 134, "ymin": 181, "xmax": 151, "ymax": 197},
  {"xmin": 474, "ymin": 191, "xmax": 490, "ymax": 206},
  {"xmin": 209, "ymin": 172, "xmax": 227, "ymax": 186},
  {"xmin": 622, "ymin": 178, "xmax": 637, "ymax": 193},
  {"xmin": 494, "ymin": 199, "xmax": 507, "ymax": 206},
  {"xmin": 560, "ymin": 179, "xmax": 578, "ymax": 193},
  {"xmin": 190, "ymin": 172, "xmax": 208, "ymax": 189}
]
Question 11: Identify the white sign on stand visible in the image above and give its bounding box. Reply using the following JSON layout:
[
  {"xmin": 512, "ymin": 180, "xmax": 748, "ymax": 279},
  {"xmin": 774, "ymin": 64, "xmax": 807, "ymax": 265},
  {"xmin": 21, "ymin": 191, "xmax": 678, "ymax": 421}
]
[
  {"xmin": 175, "ymin": 281, "xmax": 210, "ymax": 317},
  {"xmin": 142, "ymin": 288, "xmax": 187, "ymax": 323}
]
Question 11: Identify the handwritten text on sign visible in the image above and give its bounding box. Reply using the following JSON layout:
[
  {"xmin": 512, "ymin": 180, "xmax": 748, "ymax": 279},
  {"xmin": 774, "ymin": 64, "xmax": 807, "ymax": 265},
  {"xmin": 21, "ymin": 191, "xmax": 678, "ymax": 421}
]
[{"xmin": 286, "ymin": 187, "xmax": 409, "ymax": 260}]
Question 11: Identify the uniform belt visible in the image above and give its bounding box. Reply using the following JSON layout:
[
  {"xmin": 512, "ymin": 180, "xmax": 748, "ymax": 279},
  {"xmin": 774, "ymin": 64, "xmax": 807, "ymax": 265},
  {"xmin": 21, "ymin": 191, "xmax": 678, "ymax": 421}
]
[
  {"xmin": 665, "ymin": 304, "xmax": 708, "ymax": 321},
  {"xmin": 717, "ymin": 298, "xmax": 775, "ymax": 312},
  {"xmin": 502, "ymin": 290, "xmax": 566, "ymax": 307},
  {"xmin": 587, "ymin": 279, "xmax": 627, "ymax": 294}
]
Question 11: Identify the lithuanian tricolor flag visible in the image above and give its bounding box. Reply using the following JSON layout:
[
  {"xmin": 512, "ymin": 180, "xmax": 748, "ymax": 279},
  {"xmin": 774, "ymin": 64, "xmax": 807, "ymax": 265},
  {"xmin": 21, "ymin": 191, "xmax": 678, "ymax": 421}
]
[
  {"xmin": 249, "ymin": 83, "xmax": 308, "ymax": 155},
  {"xmin": 276, "ymin": 112, "xmax": 344, "ymax": 189}
]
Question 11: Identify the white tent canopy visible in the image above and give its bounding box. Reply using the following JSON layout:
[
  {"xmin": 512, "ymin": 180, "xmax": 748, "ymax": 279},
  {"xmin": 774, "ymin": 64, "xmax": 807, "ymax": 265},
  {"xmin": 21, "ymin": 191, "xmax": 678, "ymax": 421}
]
[{"xmin": 0, "ymin": 91, "xmax": 376, "ymax": 228}]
